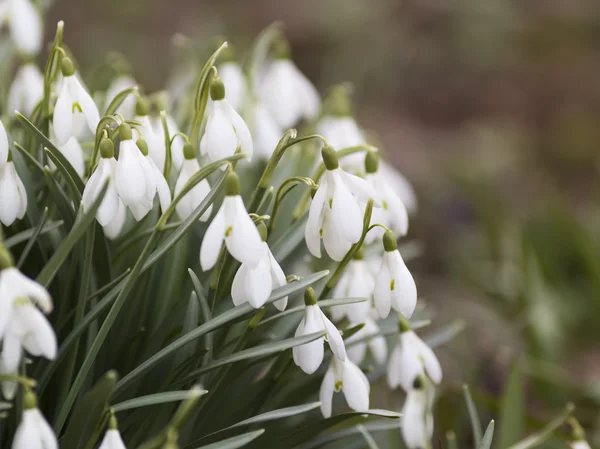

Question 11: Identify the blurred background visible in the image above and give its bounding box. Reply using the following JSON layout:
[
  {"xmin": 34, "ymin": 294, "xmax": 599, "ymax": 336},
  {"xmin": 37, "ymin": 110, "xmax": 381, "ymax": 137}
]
[{"xmin": 45, "ymin": 0, "xmax": 600, "ymax": 446}]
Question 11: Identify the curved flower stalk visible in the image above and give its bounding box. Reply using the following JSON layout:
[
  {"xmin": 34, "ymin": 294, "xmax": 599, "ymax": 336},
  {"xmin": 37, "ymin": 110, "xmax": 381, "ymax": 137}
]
[
  {"xmin": 259, "ymin": 39, "xmax": 319, "ymax": 129},
  {"xmin": 12, "ymin": 390, "xmax": 58, "ymax": 449},
  {"xmin": 346, "ymin": 316, "xmax": 387, "ymax": 366},
  {"xmin": 152, "ymin": 112, "xmax": 185, "ymax": 172},
  {"xmin": 174, "ymin": 143, "xmax": 212, "ymax": 221},
  {"xmin": 232, "ymin": 222, "xmax": 288, "ymax": 310},
  {"xmin": 387, "ymin": 316, "xmax": 442, "ymax": 392},
  {"xmin": 53, "ymin": 57, "xmax": 100, "ymax": 144},
  {"xmin": 305, "ymin": 145, "xmax": 378, "ymax": 261},
  {"xmin": 8, "ymin": 62, "xmax": 43, "ymax": 116},
  {"xmin": 104, "ymin": 74, "xmax": 137, "ymax": 118},
  {"xmin": 99, "ymin": 413, "xmax": 127, "ymax": 449},
  {"xmin": 200, "ymin": 171, "xmax": 263, "ymax": 271},
  {"xmin": 134, "ymin": 97, "xmax": 167, "ymax": 173},
  {"xmin": 401, "ymin": 376, "xmax": 434, "ymax": 449},
  {"xmin": 330, "ymin": 248, "xmax": 374, "ymax": 323},
  {"xmin": 293, "ymin": 287, "xmax": 346, "ymax": 375},
  {"xmin": 82, "ymin": 138, "xmax": 122, "ymax": 227},
  {"xmin": 0, "ymin": 146, "xmax": 28, "ymax": 227},
  {"xmin": 319, "ymin": 356, "xmax": 370, "ymax": 418},
  {"xmin": 200, "ymin": 77, "xmax": 253, "ymax": 163},
  {"xmin": 373, "ymin": 230, "xmax": 417, "ymax": 319},
  {"xmin": 1, "ymin": 0, "xmax": 43, "ymax": 56},
  {"xmin": 115, "ymin": 124, "xmax": 171, "ymax": 221},
  {"xmin": 364, "ymin": 151, "xmax": 408, "ymax": 244}
]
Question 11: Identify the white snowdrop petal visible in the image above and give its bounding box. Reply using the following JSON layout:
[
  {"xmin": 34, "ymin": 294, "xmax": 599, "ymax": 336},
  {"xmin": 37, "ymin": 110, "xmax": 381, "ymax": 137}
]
[
  {"xmin": 402, "ymin": 389, "xmax": 429, "ymax": 449},
  {"xmin": 339, "ymin": 170, "xmax": 379, "ymax": 205},
  {"xmin": 99, "ymin": 430, "xmax": 127, "ymax": 449},
  {"xmin": 116, "ymin": 141, "xmax": 147, "ymax": 207},
  {"xmin": 72, "ymin": 77, "xmax": 100, "ymax": 135},
  {"xmin": 0, "ymin": 120, "xmax": 8, "ymax": 166},
  {"xmin": 231, "ymin": 264, "xmax": 249, "ymax": 307},
  {"xmin": 14, "ymin": 165, "xmax": 28, "ymax": 220},
  {"xmin": 7, "ymin": 269, "xmax": 52, "ymax": 313},
  {"xmin": 224, "ymin": 196, "xmax": 262, "ymax": 266},
  {"xmin": 331, "ymin": 179, "xmax": 362, "ymax": 244},
  {"xmin": 224, "ymin": 102, "xmax": 253, "ymax": 160},
  {"xmin": 60, "ymin": 137, "xmax": 85, "ymax": 178},
  {"xmin": 261, "ymin": 61, "xmax": 300, "ymax": 129},
  {"xmin": 342, "ymin": 360, "xmax": 370, "ymax": 413},
  {"xmin": 268, "ymin": 249, "xmax": 288, "ymax": 311},
  {"xmin": 24, "ymin": 307, "xmax": 57, "ymax": 360},
  {"xmin": 389, "ymin": 251, "xmax": 417, "ymax": 319},
  {"xmin": 319, "ymin": 365, "xmax": 335, "ymax": 418},
  {"xmin": 201, "ymin": 103, "xmax": 239, "ymax": 161},
  {"xmin": 322, "ymin": 215, "xmax": 352, "ymax": 262},
  {"xmin": 373, "ymin": 261, "xmax": 392, "ymax": 319},
  {"xmin": 12, "ymin": 409, "xmax": 41, "ymax": 449},
  {"xmin": 295, "ymin": 69, "xmax": 320, "ymax": 120},
  {"xmin": 1, "ymin": 334, "xmax": 23, "ymax": 372},
  {"xmin": 293, "ymin": 306, "xmax": 325, "ymax": 374},
  {"xmin": 0, "ymin": 164, "xmax": 21, "ymax": 226},
  {"xmin": 380, "ymin": 160, "xmax": 417, "ymax": 213},
  {"xmin": 10, "ymin": 0, "xmax": 43, "ymax": 56},
  {"xmin": 151, "ymin": 160, "xmax": 171, "ymax": 213},
  {"xmin": 413, "ymin": 334, "xmax": 443, "ymax": 384},
  {"xmin": 386, "ymin": 344, "xmax": 402, "ymax": 389},
  {"xmin": 245, "ymin": 258, "xmax": 272, "ymax": 308},
  {"xmin": 53, "ymin": 84, "xmax": 74, "ymax": 144},
  {"xmin": 219, "ymin": 62, "xmax": 246, "ymax": 110},
  {"xmin": 200, "ymin": 206, "xmax": 226, "ymax": 271},
  {"xmin": 103, "ymin": 199, "xmax": 126, "ymax": 240},
  {"xmin": 321, "ymin": 310, "xmax": 347, "ymax": 362},
  {"xmin": 394, "ymin": 333, "xmax": 426, "ymax": 392}
]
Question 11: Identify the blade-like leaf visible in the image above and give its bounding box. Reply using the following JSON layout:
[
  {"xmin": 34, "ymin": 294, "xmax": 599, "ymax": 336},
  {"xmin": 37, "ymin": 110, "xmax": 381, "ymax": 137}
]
[
  {"xmin": 16, "ymin": 207, "xmax": 48, "ymax": 268},
  {"xmin": 479, "ymin": 420, "xmax": 495, "ymax": 449},
  {"xmin": 5, "ymin": 220, "xmax": 63, "ymax": 248},
  {"xmin": 271, "ymin": 215, "xmax": 308, "ymax": 262},
  {"xmin": 424, "ymin": 319, "xmax": 465, "ymax": 349},
  {"xmin": 193, "ymin": 430, "xmax": 265, "ymax": 449},
  {"xmin": 44, "ymin": 147, "xmax": 82, "ymax": 201},
  {"xmin": 498, "ymin": 362, "xmax": 525, "ymax": 449},
  {"xmin": 463, "ymin": 384, "xmax": 483, "ymax": 448},
  {"xmin": 104, "ymin": 86, "xmax": 138, "ymax": 115},
  {"xmin": 114, "ymin": 270, "xmax": 329, "ymax": 395},
  {"xmin": 357, "ymin": 424, "xmax": 382, "ymax": 449},
  {"xmin": 505, "ymin": 404, "xmax": 574, "ymax": 449},
  {"xmin": 112, "ymin": 389, "xmax": 207, "ymax": 412}
]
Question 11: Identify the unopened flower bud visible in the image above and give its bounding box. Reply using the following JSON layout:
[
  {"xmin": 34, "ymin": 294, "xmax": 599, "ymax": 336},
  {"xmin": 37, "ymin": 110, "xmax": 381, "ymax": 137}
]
[
  {"xmin": 365, "ymin": 151, "xmax": 379, "ymax": 174},
  {"xmin": 304, "ymin": 287, "xmax": 317, "ymax": 306},
  {"xmin": 224, "ymin": 171, "xmax": 240, "ymax": 196},
  {"xmin": 60, "ymin": 57, "xmax": 75, "ymax": 77},
  {"xmin": 119, "ymin": 123, "xmax": 132, "ymax": 141},
  {"xmin": 210, "ymin": 78, "xmax": 226, "ymax": 101},
  {"xmin": 383, "ymin": 230, "xmax": 398, "ymax": 252},
  {"xmin": 136, "ymin": 139, "xmax": 148, "ymax": 156},
  {"xmin": 321, "ymin": 145, "xmax": 339, "ymax": 170},
  {"xmin": 100, "ymin": 138, "xmax": 114, "ymax": 159}
]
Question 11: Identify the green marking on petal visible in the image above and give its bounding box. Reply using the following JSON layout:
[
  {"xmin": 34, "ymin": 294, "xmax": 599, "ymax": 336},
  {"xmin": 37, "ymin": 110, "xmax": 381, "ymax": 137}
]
[
  {"xmin": 72, "ymin": 102, "xmax": 82, "ymax": 113},
  {"xmin": 390, "ymin": 279, "xmax": 395, "ymax": 291},
  {"xmin": 334, "ymin": 380, "xmax": 343, "ymax": 391},
  {"xmin": 328, "ymin": 198, "xmax": 333, "ymax": 209},
  {"xmin": 382, "ymin": 200, "xmax": 388, "ymax": 210},
  {"xmin": 225, "ymin": 226, "xmax": 232, "ymax": 237},
  {"xmin": 319, "ymin": 228, "xmax": 323, "ymax": 238},
  {"xmin": 13, "ymin": 297, "xmax": 31, "ymax": 307}
]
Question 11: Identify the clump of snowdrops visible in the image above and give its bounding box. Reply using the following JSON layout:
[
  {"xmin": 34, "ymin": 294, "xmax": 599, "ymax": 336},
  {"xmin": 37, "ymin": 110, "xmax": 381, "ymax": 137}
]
[{"xmin": 0, "ymin": 4, "xmax": 588, "ymax": 449}]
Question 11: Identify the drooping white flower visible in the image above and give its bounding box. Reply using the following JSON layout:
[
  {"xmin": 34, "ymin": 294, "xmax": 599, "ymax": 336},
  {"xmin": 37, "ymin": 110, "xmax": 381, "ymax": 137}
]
[
  {"xmin": 12, "ymin": 391, "xmax": 58, "ymax": 449},
  {"xmin": 250, "ymin": 102, "xmax": 282, "ymax": 159},
  {"xmin": 219, "ymin": 60, "xmax": 247, "ymax": 111},
  {"xmin": 49, "ymin": 128, "xmax": 85, "ymax": 179},
  {"xmin": 0, "ymin": 152, "xmax": 28, "ymax": 227},
  {"xmin": 104, "ymin": 74, "xmax": 137, "ymax": 119},
  {"xmin": 200, "ymin": 171, "xmax": 263, "ymax": 271},
  {"xmin": 99, "ymin": 414, "xmax": 127, "ymax": 449},
  {"xmin": 260, "ymin": 40, "xmax": 319, "ymax": 128},
  {"xmin": 53, "ymin": 57, "xmax": 100, "ymax": 144},
  {"xmin": 346, "ymin": 316, "xmax": 387, "ymax": 366},
  {"xmin": 305, "ymin": 146, "xmax": 378, "ymax": 261},
  {"xmin": 293, "ymin": 287, "xmax": 346, "ymax": 375},
  {"xmin": 8, "ymin": 62, "xmax": 43, "ymax": 116},
  {"xmin": 114, "ymin": 124, "xmax": 171, "ymax": 221},
  {"xmin": 401, "ymin": 377, "xmax": 434, "ymax": 449},
  {"xmin": 174, "ymin": 143, "xmax": 212, "ymax": 222},
  {"xmin": 364, "ymin": 151, "xmax": 408, "ymax": 244},
  {"xmin": 0, "ymin": 267, "xmax": 52, "ymax": 339},
  {"xmin": 3, "ymin": 0, "xmax": 43, "ymax": 56},
  {"xmin": 387, "ymin": 322, "xmax": 442, "ymax": 392},
  {"xmin": 373, "ymin": 230, "xmax": 417, "ymax": 319},
  {"xmin": 82, "ymin": 138, "xmax": 121, "ymax": 226},
  {"xmin": 319, "ymin": 356, "xmax": 370, "ymax": 418},
  {"xmin": 232, "ymin": 222, "xmax": 288, "ymax": 311},
  {"xmin": 380, "ymin": 160, "xmax": 417, "ymax": 214},
  {"xmin": 200, "ymin": 77, "xmax": 253, "ymax": 162},
  {"xmin": 133, "ymin": 97, "xmax": 167, "ymax": 173},
  {"xmin": 331, "ymin": 251, "xmax": 374, "ymax": 323}
]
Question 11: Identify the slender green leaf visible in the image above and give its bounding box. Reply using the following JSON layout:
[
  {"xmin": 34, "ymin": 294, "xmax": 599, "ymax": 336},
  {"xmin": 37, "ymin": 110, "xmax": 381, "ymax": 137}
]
[
  {"xmin": 424, "ymin": 319, "xmax": 465, "ymax": 349},
  {"xmin": 463, "ymin": 384, "xmax": 483, "ymax": 448},
  {"xmin": 271, "ymin": 215, "xmax": 308, "ymax": 262},
  {"xmin": 105, "ymin": 86, "xmax": 138, "ymax": 115},
  {"xmin": 44, "ymin": 147, "xmax": 82, "ymax": 201},
  {"xmin": 193, "ymin": 430, "xmax": 265, "ymax": 449},
  {"xmin": 112, "ymin": 389, "xmax": 207, "ymax": 412},
  {"xmin": 16, "ymin": 207, "xmax": 48, "ymax": 268},
  {"xmin": 357, "ymin": 424, "xmax": 382, "ymax": 449},
  {"xmin": 498, "ymin": 362, "xmax": 525, "ymax": 449},
  {"xmin": 479, "ymin": 420, "xmax": 495, "ymax": 449},
  {"xmin": 13, "ymin": 141, "xmax": 44, "ymax": 173},
  {"xmin": 5, "ymin": 220, "xmax": 63, "ymax": 248},
  {"xmin": 505, "ymin": 404, "xmax": 573, "ymax": 449},
  {"xmin": 36, "ymin": 181, "xmax": 108, "ymax": 287},
  {"xmin": 114, "ymin": 270, "xmax": 329, "ymax": 395}
]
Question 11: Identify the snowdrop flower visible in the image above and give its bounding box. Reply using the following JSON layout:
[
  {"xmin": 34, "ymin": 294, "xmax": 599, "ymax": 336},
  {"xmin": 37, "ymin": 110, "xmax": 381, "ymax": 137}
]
[
  {"xmin": 232, "ymin": 222, "xmax": 288, "ymax": 311},
  {"xmin": 82, "ymin": 138, "xmax": 122, "ymax": 226},
  {"xmin": 380, "ymin": 160, "xmax": 418, "ymax": 214},
  {"xmin": 104, "ymin": 74, "xmax": 137, "ymax": 118},
  {"xmin": 12, "ymin": 390, "xmax": 58, "ymax": 449},
  {"xmin": 293, "ymin": 287, "xmax": 346, "ymax": 375},
  {"xmin": 218, "ymin": 48, "xmax": 247, "ymax": 111},
  {"xmin": 250, "ymin": 102, "xmax": 282, "ymax": 159},
  {"xmin": 319, "ymin": 356, "xmax": 370, "ymax": 418},
  {"xmin": 49, "ymin": 129, "xmax": 85, "ymax": 178},
  {"xmin": 200, "ymin": 77, "xmax": 253, "ymax": 162},
  {"xmin": 364, "ymin": 151, "xmax": 408, "ymax": 244},
  {"xmin": 387, "ymin": 316, "xmax": 442, "ymax": 392},
  {"xmin": 53, "ymin": 57, "xmax": 100, "ymax": 144},
  {"xmin": 8, "ymin": 62, "xmax": 43, "ymax": 116},
  {"xmin": 0, "ymin": 151, "xmax": 28, "ymax": 227},
  {"xmin": 102, "ymin": 201, "xmax": 127, "ymax": 240},
  {"xmin": 2, "ymin": 0, "xmax": 43, "ymax": 56},
  {"xmin": 346, "ymin": 316, "xmax": 387, "ymax": 366},
  {"xmin": 174, "ymin": 143, "xmax": 212, "ymax": 221},
  {"xmin": 373, "ymin": 230, "xmax": 417, "ymax": 319},
  {"xmin": 401, "ymin": 376, "xmax": 434, "ymax": 449},
  {"xmin": 305, "ymin": 145, "xmax": 378, "ymax": 261},
  {"xmin": 260, "ymin": 39, "xmax": 319, "ymax": 129},
  {"xmin": 133, "ymin": 97, "xmax": 166, "ymax": 173},
  {"xmin": 99, "ymin": 414, "xmax": 127, "ymax": 449},
  {"xmin": 331, "ymin": 248, "xmax": 374, "ymax": 323},
  {"xmin": 200, "ymin": 171, "xmax": 263, "ymax": 270},
  {"xmin": 115, "ymin": 124, "xmax": 171, "ymax": 221}
]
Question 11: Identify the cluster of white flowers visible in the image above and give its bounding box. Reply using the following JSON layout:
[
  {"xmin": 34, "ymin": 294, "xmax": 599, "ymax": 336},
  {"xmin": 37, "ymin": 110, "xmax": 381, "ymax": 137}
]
[{"xmin": 0, "ymin": 6, "xmax": 443, "ymax": 446}]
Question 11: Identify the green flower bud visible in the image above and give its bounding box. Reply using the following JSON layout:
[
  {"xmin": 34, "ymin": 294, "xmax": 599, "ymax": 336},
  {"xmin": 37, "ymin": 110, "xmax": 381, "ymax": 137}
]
[
  {"xmin": 183, "ymin": 142, "xmax": 196, "ymax": 160},
  {"xmin": 100, "ymin": 138, "xmax": 115, "ymax": 158},
  {"xmin": 136, "ymin": 139, "xmax": 149, "ymax": 156},
  {"xmin": 23, "ymin": 389, "xmax": 38, "ymax": 410},
  {"xmin": 224, "ymin": 171, "xmax": 241, "ymax": 196},
  {"xmin": 321, "ymin": 145, "xmax": 339, "ymax": 170},
  {"xmin": 119, "ymin": 123, "xmax": 132, "ymax": 141},
  {"xmin": 210, "ymin": 78, "xmax": 226, "ymax": 101},
  {"xmin": 136, "ymin": 97, "xmax": 150, "ymax": 116},
  {"xmin": 60, "ymin": 57, "xmax": 75, "ymax": 77},
  {"xmin": 365, "ymin": 151, "xmax": 379, "ymax": 174},
  {"xmin": 304, "ymin": 287, "xmax": 317, "ymax": 306},
  {"xmin": 257, "ymin": 221, "xmax": 268, "ymax": 242},
  {"xmin": 383, "ymin": 230, "xmax": 398, "ymax": 252}
]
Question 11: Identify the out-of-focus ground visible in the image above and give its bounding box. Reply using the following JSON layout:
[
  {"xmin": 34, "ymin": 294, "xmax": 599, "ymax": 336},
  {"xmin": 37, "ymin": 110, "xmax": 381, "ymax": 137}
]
[{"xmin": 46, "ymin": 0, "xmax": 600, "ymax": 446}]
